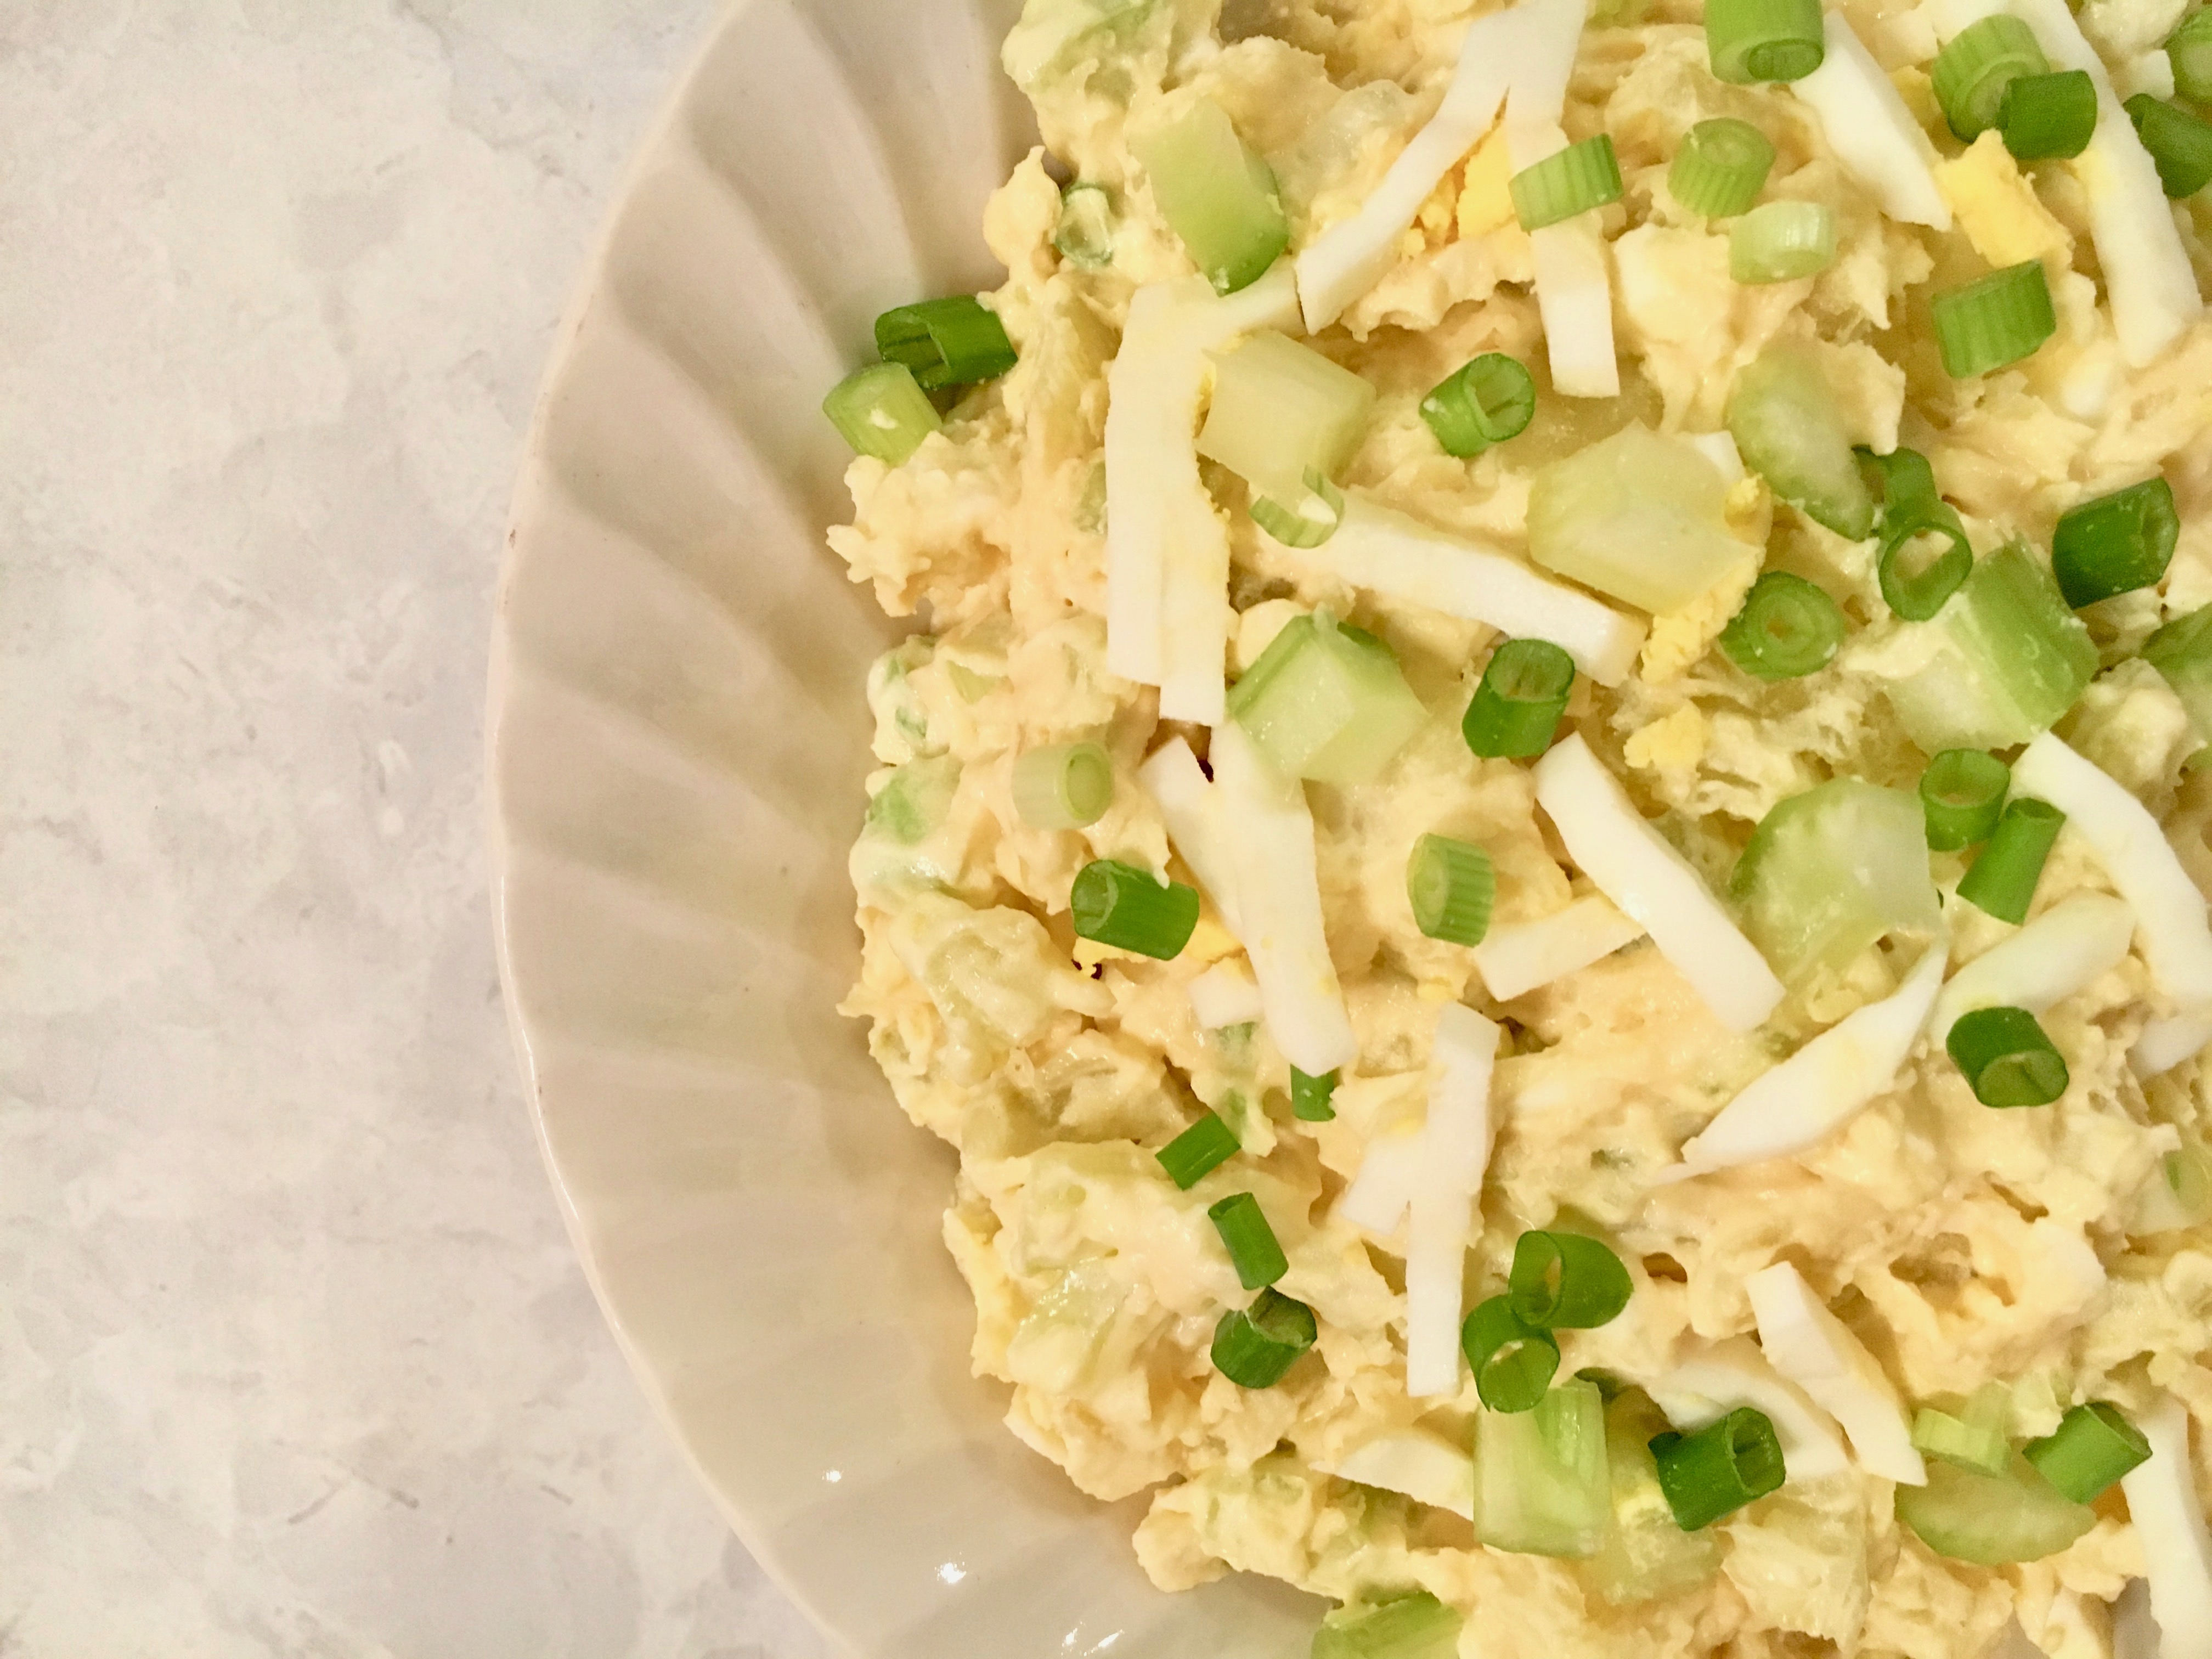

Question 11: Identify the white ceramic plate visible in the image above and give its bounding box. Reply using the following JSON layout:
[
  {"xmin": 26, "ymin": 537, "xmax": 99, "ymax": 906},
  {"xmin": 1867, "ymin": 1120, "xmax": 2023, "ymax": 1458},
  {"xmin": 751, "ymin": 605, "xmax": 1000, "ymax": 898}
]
[{"xmin": 487, "ymin": 2, "xmax": 1319, "ymax": 1652}]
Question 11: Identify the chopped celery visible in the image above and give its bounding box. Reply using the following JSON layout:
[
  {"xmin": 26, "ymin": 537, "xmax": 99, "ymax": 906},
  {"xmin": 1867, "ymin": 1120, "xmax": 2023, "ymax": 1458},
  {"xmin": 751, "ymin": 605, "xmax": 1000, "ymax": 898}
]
[
  {"xmin": 1002, "ymin": 0, "xmax": 1155, "ymax": 91},
  {"xmin": 1725, "ymin": 342, "xmax": 1876, "ymax": 539},
  {"xmin": 1526, "ymin": 424, "xmax": 1750, "ymax": 613},
  {"xmin": 1894, "ymin": 1451, "xmax": 2095, "ymax": 1565},
  {"xmin": 1133, "ymin": 99, "xmax": 1290, "ymax": 295},
  {"xmin": 1197, "ymin": 331, "xmax": 1376, "ymax": 503},
  {"xmin": 1730, "ymin": 778, "xmax": 1940, "ymax": 983},
  {"xmin": 1476, "ymin": 1379, "xmax": 1612, "ymax": 1558},
  {"xmin": 865, "ymin": 755, "xmax": 962, "ymax": 844},
  {"xmin": 1880, "ymin": 544, "xmax": 2097, "ymax": 753},
  {"xmin": 1911, "ymin": 1382, "xmax": 2013, "ymax": 1476},
  {"xmin": 2134, "ymin": 1143, "xmax": 2212, "ymax": 1233},
  {"xmin": 1054, "ymin": 183, "xmax": 1117, "ymax": 268},
  {"xmin": 1310, "ymin": 1592, "xmax": 1463, "ymax": 1659},
  {"xmin": 1227, "ymin": 610, "xmax": 1429, "ymax": 786},
  {"xmin": 1590, "ymin": 1387, "xmax": 1723, "ymax": 1606},
  {"xmin": 2144, "ymin": 602, "xmax": 2212, "ymax": 741}
]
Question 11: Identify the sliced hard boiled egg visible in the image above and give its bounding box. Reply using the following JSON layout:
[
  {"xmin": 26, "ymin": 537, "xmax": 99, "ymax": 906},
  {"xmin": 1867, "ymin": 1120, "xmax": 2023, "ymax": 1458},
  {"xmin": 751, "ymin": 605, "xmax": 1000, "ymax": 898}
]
[
  {"xmin": 2118, "ymin": 1396, "xmax": 2212, "ymax": 1659},
  {"xmin": 1472, "ymin": 894, "xmax": 1646, "ymax": 1001},
  {"xmin": 1533, "ymin": 733, "xmax": 1785, "ymax": 1031},
  {"xmin": 1928, "ymin": 892, "xmax": 2134, "ymax": 1043},
  {"xmin": 1747, "ymin": 1261, "xmax": 1926, "ymax": 1485},
  {"xmin": 1649, "ymin": 1335, "xmax": 1854, "ymax": 1481},
  {"xmin": 1678, "ymin": 938, "xmax": 1946, "ymax": 1174},
  {"xmin": 1318, "ymin": 1427, "xmax": 1476, "ymax": 1519},
  {"xmin": 1790, "ymin": 12, "xmax": 1951, "ymax": 229}
]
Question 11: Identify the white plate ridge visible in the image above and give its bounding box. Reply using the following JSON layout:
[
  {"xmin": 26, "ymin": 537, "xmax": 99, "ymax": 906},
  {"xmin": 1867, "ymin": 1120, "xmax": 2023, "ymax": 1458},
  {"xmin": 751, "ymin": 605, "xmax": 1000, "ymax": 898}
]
[{"xmin": 488, "ymin": 1, "xmax": 1321, "ymax": 1652}]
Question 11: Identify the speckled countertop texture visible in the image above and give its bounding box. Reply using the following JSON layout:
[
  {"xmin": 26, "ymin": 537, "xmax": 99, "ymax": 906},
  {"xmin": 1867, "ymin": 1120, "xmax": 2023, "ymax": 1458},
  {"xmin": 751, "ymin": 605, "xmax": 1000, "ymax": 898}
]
[{"xmin": 0, "ymin": 4, "xmax": 831, "ymax": 1653}]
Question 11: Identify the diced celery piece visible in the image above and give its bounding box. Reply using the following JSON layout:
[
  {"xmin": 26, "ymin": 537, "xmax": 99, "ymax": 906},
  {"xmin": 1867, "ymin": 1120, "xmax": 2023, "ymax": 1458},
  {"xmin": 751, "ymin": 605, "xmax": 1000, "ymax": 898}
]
[
  {"xmin": 1911, "ymin": 1382, "xmax": 2013, "ymax": 1476},
  {"xmin": 1590, "ymin": 1387, "xmax": 1723, "ymax": 1605},
  {"xmin": 1310, "ymin": 1592, "xmax": 1463, "ymax": 1659},
  {"xmin": 1526, "ymin": 424, "xmax": 1750, "ymax": 613},
  {"xmin": 1881, "ymin": 544, "xmax": 2097, "ymax": 752},
  {"xmin": 1731, "ymin": 778, "xmax": 1940, "ymax": 983},
  {"xmin": 1133, "ymin": 99, "xmax": 1290, "ymax": 295},
  {"xmin": 1198, "ymin": 331, "xmax": 1377, "ymax": 503},
  {"xmin": 2144, "ymin": 602, "xmax": 2212, "ymax": 741},
  {"xmin": 865, "ymin": 755, "xmax": 962, "ymax": 844},
  {"xmin": 1725, "ymin": 342, "xmax": 1876, "ymax": 540},
  {"xmin": 1002, "ymin": 0, "xmax": 1155, "ymax": 91},
  {"xmin": 1895, "ymin": 1451, "xmax": 2095, "ymax": 1565},
  {"xmin": 1476, "ymin": 1379, "xmax": 1612, "ymax": 1558},
  {"xmin": 1226, "ymin": 610, "xmax": 1429, "ymax": 786}
]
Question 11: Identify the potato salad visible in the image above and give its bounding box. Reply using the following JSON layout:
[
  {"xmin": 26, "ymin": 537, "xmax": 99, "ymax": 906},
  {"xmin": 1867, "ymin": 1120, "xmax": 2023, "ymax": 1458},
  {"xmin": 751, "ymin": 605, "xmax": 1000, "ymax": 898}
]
[{"xmin": 824, "ymin": 0, "xmax": 2212, "ymax": 1650}]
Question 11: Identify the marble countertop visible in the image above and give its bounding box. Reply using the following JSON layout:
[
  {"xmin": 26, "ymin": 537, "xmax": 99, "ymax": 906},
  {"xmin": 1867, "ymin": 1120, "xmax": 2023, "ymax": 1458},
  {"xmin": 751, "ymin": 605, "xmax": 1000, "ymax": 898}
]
[{"xmin": 2, "ymin": 3, "xmax": 829, "ymax": 1652}]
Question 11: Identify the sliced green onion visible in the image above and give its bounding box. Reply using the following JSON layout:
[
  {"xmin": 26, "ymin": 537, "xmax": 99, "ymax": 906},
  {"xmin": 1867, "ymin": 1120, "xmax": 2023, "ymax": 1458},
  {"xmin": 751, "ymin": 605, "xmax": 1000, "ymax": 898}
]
[
  {"xmin": 1732, "ymin": 778, "xmax": 1940, "ymax": 983},
  {"xmin": 2171, "ymin": 8, "xmax": 2212, "ymax": 103},
  {"xmin": 1226, "ymin": 610, "xmax": 1430, "ymax": 786},
  {"xmin": 1913, "ymin": 1383, "xmax": 2015, "ymax": 1476},
  {"xmin": 1477, "ymin": 1380, "xmax": 1613, "ymax": 1557},
  {"xmin": 2136, "ymin": 1144, "xmax": 2212, "ymax": 1232},
  {"xmin": 1198, "ymin": 331, "xmax": 1376, "ymax": 503},
  {"xmin": 1250, "ymin": 472, "xmax": 1346, "ymax": 549},
  {"xmin": 1211, "ymin": 1287, "xmax": 1317, "ymax": 1387},
  {"xmin": 1463, "ymin": 639, "xmax": 1576, "ymax": 759},
  {"xmin": 1669, "ymin": 117, "xmax": 1776, "ymax": 217},
  {"xmin": 1880, "ymin": 505, "xmax": 1973, "ymax": 620},
  {"xmin": 1956, "ymin": 797, "xmax": 2065, "ymax": 924},
  {"xmin": 1291, "ymin": 1067, "xmax": 1340, "ymax": 1122},
  {"xmin": 1509, "ymin": 1231, "xmax": 1633, "ymax": 1330},
  {"xmin": 1705, "ymin": 0, "xmax": 1826, "ymax": 83},
  {"xmin": 1933, "ymin": 14, "xmax": 2050, "ymax": 139},
  {"xmin": 1720, "ymin": 572, "xmax": 1847, "ymax": 680},
  {"xmin": 1728, "ymin": 344, "xmax": 1875, "ymax": 538},
  {"xmin": 1209, "ymin": 1192, "xmax": 1289, "ymax": 1290},
  {"xmin": 1932, "ymin": 261, "xmax": 2057, "ymax": 379},
  {"xmin": 1897, "ymin": 1451, "xmax": 2096, "ymax": 1565},
  {"xmin": 1946, "ymin": 1004, "xmax": 2070, "ymax": 1107},
  {"xmin": 1053, "ymin": 182, "xmax": 1116, "ymax": 268},
  {"xmin": 1920, "ymin": 749, "xmax": 2011, "ymax": 851},
  {"xmin": 2146, "ymin": 603, "xmax": 2212, "ymax": 740},
  {"xmin": 1070, "ymin": 859, "xmax": 1201, "ymax": 958},
  {"xmin": 1310, "ymin": 1594, "xmax": 1463, "ymax": 1659},
  {"xmin": 2023, "ymin": 1403, "xmax": 2151, "ymax": 1503},
  {"xmin": 1132, "ymin": 98, "xmax": 1290, "ymax": 295},
  {"xmin": 875, "ymin": 296, "xmax": 1018, "ymax": 390},
  {"xmin": 1651, "ymin": 1407, "xmax": 1787, "ymax": 1530},
  {"xmin": 1882, "ymin": 544, "xmax": 2097, "ymax": 753},
  {"xmin": 1421, "ymin": 354, "xmax": 1537, "ymax": 458},
  {"xmin": 2052, "ymin": 477, "xmax": 2179, "ymax": 607},
  {"xmin": 1510, "ymin": 136, "xmax": 1625, "ymax": 231},
  {"xmin": 1158, "ymin": 1110, "xmax": 1240, "ymax": 1189},
  {"xmin": 1999, "ymin": 70, "xmax": 2096, "ymax": 161},
  {"xmin": 1408, "ymin": 834, "xmax": 1497, "ymax": 946},
  {"xmin": 1859, "ymin": 444, "xmax": 1940, "ymax": 507},
  {"xmin": 822, "ymin": 360, "xmax": 943, "ymax": 464},
  {"xmin": 1463, "ymin": 1296, "xmax": 1562, "ymax": 1413},
  {"xmin": 2126, "ymin": 95, "xmax": 2212, "ymax": 197},
  {"xmin": 1013, "ymin": 741, "xmax": 1115, "ymax": 831},
  {"xmin": 1729, "ymin": 200, "xmax": 1837, "ymax": 283}
]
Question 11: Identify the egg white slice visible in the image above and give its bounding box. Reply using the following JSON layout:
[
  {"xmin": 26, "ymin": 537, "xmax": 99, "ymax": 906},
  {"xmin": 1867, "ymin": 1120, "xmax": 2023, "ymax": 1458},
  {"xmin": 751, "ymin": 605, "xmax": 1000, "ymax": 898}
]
[
  {"xmin": 1474, "ymin": 894, "xmax": 1646, "ymax": 1001},
  {"xmin": 1139, "ymin": 737, "xmax": 1244, "ymax": 933},
  {"xmin": 1406, "ymin": 1003, "xmax": 1502, "ymax": 1398},
  {"xmin": 1791, "ymin": 12, "xmax": 1951, "ymax": 229},
  {"xmin": 1928, "ymin": 891, "xmax": 2134, "ymax": 1042},
  {"xmin": 1293, "ymin": 496, "xmax": 1645, "ymax": 685},
  {"xmin": 1317, "ymin": 1427, "xmax": 1476, "ymax": 1519},
  {"xmin": 1338, "ymin": 1128, "xmax": 1426, "ymax": 1235},
  {"xmin": 1187, "ymin": 958, "xmax": 1266, "ymax": 1029},
  {"xmin": 1294, "ymin": 5, "xmax": 1526, "ymax": 331},
  {"xmin": 1505, "ymin": 0, "xmax": 1618, "ymax": 398},
  {"xmin": 2011, "ymin": 732, "xmax": 2212, "ymax": 1007},
  {"xmin": 1105, "ymin": 265, "xmax": 1301, "ymax": 715},
  {"xmin": 1533, "ymin": 733, "xmax": 1785, "ymax": 1030},
  {"xmin": 1209, "ymin": 724, "xmax": 1359, "ymax": 1076},
  {"xmin": 1748, "ymin": 1261, "xmax": 1926, "ymax": 1484},
  {"xmin": 2134, "ymin": 1008, "xmax": 2212, "ymax": 1077},
  {"xmin": 1648, "ymin": 1335, "xmax": 1853, "ymax": 1481},
  {"xmin": 1676, "ymin": 939, "xmax": 1946, "ymax": 1174},
  {"xmin": 2119, "ymin": 1396, "xmax": 2212, "ymax": 1659}
]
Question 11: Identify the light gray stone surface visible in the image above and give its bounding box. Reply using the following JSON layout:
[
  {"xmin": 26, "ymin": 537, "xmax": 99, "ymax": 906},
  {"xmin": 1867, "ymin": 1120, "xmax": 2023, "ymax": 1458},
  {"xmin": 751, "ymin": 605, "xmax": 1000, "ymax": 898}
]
[{"xmin": 0, "ymin": 3, "xmax": 831, "ymax": 1652}]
